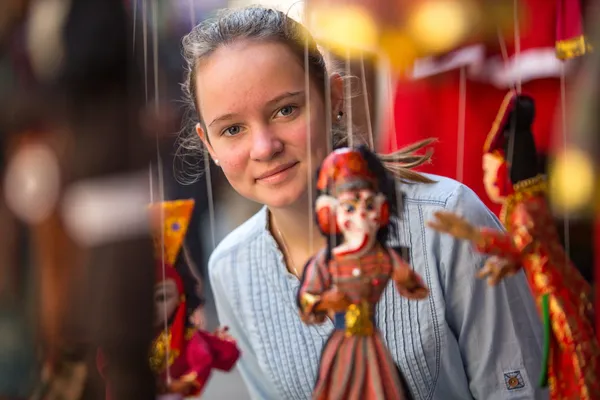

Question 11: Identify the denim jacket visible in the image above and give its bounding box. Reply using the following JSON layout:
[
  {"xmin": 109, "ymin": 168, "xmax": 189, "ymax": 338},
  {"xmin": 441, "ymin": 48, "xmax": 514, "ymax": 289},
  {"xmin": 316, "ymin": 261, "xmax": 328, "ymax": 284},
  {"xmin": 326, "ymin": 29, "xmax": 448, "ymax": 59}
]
[{"xmin": 209, "ymin": 175, "xmax": 548, "ymax": 399}]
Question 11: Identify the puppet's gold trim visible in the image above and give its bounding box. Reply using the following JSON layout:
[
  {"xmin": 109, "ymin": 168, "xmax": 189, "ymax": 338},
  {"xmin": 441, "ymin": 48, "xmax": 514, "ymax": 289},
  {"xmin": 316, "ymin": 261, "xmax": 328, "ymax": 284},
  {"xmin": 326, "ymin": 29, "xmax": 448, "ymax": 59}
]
[
  {"xmin": 300, "ymin": 293, "xmax": 321, "ymax": 314},
  {"xmin": 500, "ymin": 175, "xmax": 547, "ymax": 228},
  {"xmin": 556, "ymin": 35, "xmax": 592, "ymax": 60},
  {"xmin": 345, "ymin": 301, "xmax": 374, "ymax": 337},
  {"xmin": 149, "ymin": 330, "xmax": 180, "ymax": 373},
  {"xmin": 483, "ymin": 91, "xmax": 516, "ymax": 153}
]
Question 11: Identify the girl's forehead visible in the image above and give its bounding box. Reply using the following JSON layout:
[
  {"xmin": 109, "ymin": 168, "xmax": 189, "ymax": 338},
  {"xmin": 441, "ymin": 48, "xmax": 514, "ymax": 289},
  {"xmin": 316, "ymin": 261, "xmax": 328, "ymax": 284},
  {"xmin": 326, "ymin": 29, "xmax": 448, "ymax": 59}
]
[{"xmin": 196, "ymin": 41, "xmax": 305, "ymax": 103}]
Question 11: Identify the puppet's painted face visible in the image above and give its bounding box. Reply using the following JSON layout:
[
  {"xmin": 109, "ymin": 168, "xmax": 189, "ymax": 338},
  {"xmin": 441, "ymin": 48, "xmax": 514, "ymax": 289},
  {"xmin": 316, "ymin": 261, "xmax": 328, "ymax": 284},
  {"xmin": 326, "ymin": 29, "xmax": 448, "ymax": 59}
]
[
  {"xmin": 336, "ymin": 189, "xmax": 384, "ymax": 243},
  {"xmin": 153, "ymin": 279, "xmax": 180, "ymax": 328},
  {"xmin": 482, "ymin": 152, "xmax": 508, "ymax": 204}
]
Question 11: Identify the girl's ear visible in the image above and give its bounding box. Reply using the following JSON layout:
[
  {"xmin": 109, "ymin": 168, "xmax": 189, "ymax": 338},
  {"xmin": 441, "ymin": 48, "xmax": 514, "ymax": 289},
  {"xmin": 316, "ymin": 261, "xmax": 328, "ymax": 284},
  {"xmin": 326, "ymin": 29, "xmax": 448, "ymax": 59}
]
[
  {"xmin": 329, "ymin": 73, "xmax": 344, "ymax": 117},
  {"xmin": 196, "ymin": 123, "xmax": 217, "ymax": 161}
]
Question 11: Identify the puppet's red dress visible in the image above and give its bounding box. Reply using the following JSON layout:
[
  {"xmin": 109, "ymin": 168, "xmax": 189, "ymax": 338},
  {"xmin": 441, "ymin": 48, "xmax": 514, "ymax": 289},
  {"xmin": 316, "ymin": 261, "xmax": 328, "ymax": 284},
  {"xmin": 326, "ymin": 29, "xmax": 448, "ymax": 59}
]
[
  {"xmin": 298, "ymin": 246, "xmax": 407, "ymax": 400},
  {"xmin": 473, "ymin": 183, "xmax": 599, "ymax": 399}
]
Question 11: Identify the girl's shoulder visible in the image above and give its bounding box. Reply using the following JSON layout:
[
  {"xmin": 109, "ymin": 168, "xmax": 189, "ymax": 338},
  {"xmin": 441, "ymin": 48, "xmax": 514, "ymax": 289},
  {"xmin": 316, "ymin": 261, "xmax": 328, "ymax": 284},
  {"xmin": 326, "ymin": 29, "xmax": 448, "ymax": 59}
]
[{"xmin": 208, "ymin": 207, "xmax": 267, "ymax": 280}]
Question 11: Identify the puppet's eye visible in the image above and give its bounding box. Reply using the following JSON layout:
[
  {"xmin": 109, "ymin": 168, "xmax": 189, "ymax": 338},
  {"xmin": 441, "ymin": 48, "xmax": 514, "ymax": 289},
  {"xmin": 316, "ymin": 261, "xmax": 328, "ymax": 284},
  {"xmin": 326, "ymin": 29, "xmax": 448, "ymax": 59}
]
[{"xmin": 343, "ymin": 203, "xmax": 355, "ymax": 213}]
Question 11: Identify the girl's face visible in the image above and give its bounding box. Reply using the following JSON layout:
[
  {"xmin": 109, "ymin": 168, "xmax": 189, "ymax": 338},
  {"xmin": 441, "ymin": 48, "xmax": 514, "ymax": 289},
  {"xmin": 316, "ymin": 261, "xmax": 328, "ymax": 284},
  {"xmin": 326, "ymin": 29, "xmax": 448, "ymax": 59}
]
[{"xmin": 195, "ymin": 40, "xmax": 343, "ymax": 209}]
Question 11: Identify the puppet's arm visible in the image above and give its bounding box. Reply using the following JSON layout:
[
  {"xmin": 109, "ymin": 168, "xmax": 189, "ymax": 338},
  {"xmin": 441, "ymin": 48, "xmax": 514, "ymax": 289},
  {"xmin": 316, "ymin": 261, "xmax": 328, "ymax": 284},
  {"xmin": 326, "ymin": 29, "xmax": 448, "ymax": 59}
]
[
  {"xmin": 206, "ymin": 328, "xmax": 241, "ymax": 372},
  {"xmin": 429, "ymin": 211, "xmax": 525, "ymax": 260},
  {"xmin": 297, "ymin": 251, "xmax": 348, "ymax": 323},
  {"xmin": 171, "ymin": 334, "xmax": 215, "ymax": 395},
  {"xmin": 387, "ymin": 248, "xmax": 429, "ymax": 300}
]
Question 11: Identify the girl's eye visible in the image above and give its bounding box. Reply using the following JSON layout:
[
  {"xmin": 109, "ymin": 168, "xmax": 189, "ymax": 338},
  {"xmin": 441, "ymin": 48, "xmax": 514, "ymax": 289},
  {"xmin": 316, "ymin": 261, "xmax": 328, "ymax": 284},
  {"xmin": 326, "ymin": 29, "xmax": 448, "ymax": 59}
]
[
  {"xmin": 223, "ymin": 125, "xmax": 242, "ymax": 136},
  {"xmin": 276, "ymin": 105, "xmax": 297, "ymax": 117}
]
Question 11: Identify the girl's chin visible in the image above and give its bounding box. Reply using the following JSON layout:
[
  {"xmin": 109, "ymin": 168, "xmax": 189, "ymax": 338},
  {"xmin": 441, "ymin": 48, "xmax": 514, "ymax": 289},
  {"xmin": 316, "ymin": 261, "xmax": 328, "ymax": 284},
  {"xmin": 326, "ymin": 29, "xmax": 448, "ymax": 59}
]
[{"xmin": 255, "ymin": 184, "xmax": 310, "ymax": 209}]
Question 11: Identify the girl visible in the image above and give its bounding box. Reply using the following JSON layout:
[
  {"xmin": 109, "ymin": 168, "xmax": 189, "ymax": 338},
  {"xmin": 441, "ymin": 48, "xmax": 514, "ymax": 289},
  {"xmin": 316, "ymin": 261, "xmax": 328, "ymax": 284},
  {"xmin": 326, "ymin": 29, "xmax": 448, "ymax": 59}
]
[{"xmin": 179, "ymin": 6, "xmax": 547, "ymax": 399}]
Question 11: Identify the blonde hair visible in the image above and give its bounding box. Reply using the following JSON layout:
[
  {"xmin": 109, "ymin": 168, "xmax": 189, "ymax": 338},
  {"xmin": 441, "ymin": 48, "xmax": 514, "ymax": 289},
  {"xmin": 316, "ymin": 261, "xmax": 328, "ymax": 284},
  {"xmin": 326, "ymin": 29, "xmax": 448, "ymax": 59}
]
[{"xmin": 178, "ymin": 6, "xmax": 435, "ymax": 185}]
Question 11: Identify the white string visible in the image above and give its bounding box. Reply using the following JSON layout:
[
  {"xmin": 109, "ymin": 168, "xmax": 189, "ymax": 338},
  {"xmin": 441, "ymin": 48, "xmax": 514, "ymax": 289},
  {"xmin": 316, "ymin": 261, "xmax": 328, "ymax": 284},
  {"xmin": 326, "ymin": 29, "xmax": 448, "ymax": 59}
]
[
  {"xmin": 189, "ymin": 0, "xmax": 196, "ymax": 28},
  {"xmin": 142, "ymin": 0, "xmax": 148, "ymax": 102},
  {"xmin": 149, "ymin": 164, "xmax": 154, "ymax": 202},
  {"xmin": 513, "ymin": 0, "xmax": 522, "ymax": 93},
  {"xmin": 345, "ymin": 50, "xmax": 354, "ymax": 147},
  {"xmin": 305, "ymin": 31, "xmax": 314, "ymax": 257},
  {"xmin": 560, "ymin": 63, "xmax": 571, "ymax": 259},
  {"xmin": 132, "ymin": 0, "xmax": 137, "ymax": 54},
  {"xmin": 382, "ymin": 55, "xmax": 405, "ymax": 231},
  {"xmin": 359, "ymin": 53, "xmax": 374, "ymax": 150},
  {"xmin": 203, "ymin": 153, "xmax": 217, "ymax": 251},
  {"xmin": 146, "ymin": 0, "xmax": 171, "ymax": 384},
  {"xmin": 455, "ymin": 67, "xmax": 466, "ymax": 182},
  {"xmin": 323, "ymin": 48, "xmax": 333, "ymax": 154}
]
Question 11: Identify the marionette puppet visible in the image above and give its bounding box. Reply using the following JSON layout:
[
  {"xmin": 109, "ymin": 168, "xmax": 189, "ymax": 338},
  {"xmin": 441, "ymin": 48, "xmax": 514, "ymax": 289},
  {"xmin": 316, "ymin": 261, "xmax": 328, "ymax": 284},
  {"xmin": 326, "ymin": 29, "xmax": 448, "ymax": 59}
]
[
  {"xmin": 148, "ymin": 199, "xmax": 241, "ymax": 397},
  {"xmin": 297, "ymin": 146, "xmax": 429, "ymax": 400},
  {"xmin": 428, "ymin": 91, "xmax": 600, "ymax": 399},
  {"xmin": 98, "ymin": 199, "xmax": 240, "ymax": 399}
]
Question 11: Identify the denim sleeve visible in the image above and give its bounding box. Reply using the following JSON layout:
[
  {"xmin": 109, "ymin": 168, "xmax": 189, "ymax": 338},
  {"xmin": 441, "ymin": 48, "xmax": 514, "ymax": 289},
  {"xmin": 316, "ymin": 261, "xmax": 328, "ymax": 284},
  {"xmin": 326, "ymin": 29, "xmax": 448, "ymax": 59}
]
[
  {"xmin": 209, "ymin": 256, "xmax": 281, "ymax": 400},
  {"xmin": 441, "ymin": 185, "xmax": 548, "ymax": 399}
]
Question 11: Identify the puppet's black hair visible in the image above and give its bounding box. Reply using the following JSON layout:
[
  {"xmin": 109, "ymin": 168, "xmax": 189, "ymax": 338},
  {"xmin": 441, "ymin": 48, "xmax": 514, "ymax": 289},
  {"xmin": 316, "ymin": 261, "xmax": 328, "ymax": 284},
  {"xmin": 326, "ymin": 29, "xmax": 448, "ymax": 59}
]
[
  {"xmin": 314, "ymin": 145, "xmax": 401, "ymax": 262},
  {"xmin": 502, "ymin": 95, "xmax": 541, "ymax": 184},
  {"xmin": 173, "ymin": 244, "xmax": 205, "ymax": 320}
]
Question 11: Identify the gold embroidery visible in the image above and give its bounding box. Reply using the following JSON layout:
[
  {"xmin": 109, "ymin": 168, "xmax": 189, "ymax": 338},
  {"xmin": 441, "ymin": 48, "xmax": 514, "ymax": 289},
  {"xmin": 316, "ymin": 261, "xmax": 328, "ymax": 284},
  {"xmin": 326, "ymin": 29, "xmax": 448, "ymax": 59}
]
[
  {"xmin": 149, "ymin": 330, "xmax": 179, "ymax": 374},
  {"xmin": 483, "ymin": 91, "xmax": 516, "ymax": 153},
  {"xmin": 556, "ymin": 35, "xmax": 592, "ymax": 60},
  {"xmin": 300, "ymin": 293, "xmax": 321, "ymax": 312},
  {"xmin": 499, "ymin": 175, "xmax": 547, "ymax": 229},
  {"xmin": 345, "ymin": 300, "xmax": 374, "ymax": 337}
]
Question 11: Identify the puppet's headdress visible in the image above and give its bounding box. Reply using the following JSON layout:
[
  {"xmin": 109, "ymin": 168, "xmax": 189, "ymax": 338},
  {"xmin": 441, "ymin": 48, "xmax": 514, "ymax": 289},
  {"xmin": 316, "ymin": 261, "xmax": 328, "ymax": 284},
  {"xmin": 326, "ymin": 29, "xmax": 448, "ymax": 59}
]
[
  {"xmin": 483, "ymin": 91, "xmax": 540, "ymax": 184},
  {"xmin": 316, "ymin": 147, "xmax": 378, "ymax": 195},
  {"xmin": 148, "ymin": 199, "xmax": 195, "ymax": 266}
]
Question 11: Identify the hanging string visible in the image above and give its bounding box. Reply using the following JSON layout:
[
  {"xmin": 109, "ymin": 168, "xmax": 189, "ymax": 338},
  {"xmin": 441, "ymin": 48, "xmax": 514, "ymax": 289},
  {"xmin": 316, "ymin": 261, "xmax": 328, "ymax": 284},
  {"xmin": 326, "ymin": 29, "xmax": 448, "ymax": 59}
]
[
  {"xmin": 455, "ymin": 67, "xmax": 466, "ymax": 182},
  {"xmin": 142, "ymin": 0, "xmax": 148, "ymax": 102},
  {"xmin": 305, "ymin": 30, "xmax": 315, "ymax": 257},
  {"xmin": 187, "ymin": 0, "xmax": 217, "ymax": 252},
  {"xmin": 189, "ymin": 0, "xmax": 196, "ymax": 28},
  {"xmin": 502, "ymin": 0, "xmax": 523, "ymax": 178},
  {"xmin": 359, "ymin": 53, "xmax": 375, "ymax": 150},
  {"xmin": 323, "ymin": 48, "xmax": 333, "ymax": 154},
  {"xmin": 382, "ymin": 54, "xmax": 406, "ymax": 232},
  {"xmin": 345, "ymin": 50, "xmax": 354, "ymax": 147},
  {"xmin": 132, "ymin": 0, "xmax": 137, "ymax": 54},
  {"xmin": 144, "ymin": 0, "xmax": 172, "ymax": 384},
  {"xmin": 513, "ymin": 0, "xmax": 522, "ymax": 94},
  {"xmin": 559, "ymin": 63, "xmax": 571, "ymax": 258}
]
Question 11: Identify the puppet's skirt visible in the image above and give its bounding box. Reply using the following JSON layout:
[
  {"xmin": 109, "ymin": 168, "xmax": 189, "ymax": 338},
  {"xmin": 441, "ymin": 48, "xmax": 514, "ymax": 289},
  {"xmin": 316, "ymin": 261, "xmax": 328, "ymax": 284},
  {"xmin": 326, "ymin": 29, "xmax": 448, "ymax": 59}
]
[{"xmin": 312, "ymin": 329, "xmax": 406, "ymax": 400}]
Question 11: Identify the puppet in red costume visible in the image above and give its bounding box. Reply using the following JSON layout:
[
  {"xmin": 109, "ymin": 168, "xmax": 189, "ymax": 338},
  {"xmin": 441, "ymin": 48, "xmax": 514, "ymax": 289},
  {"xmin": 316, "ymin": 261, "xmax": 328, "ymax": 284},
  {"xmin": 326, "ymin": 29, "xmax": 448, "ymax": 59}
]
[
  {"xmin": 298, "ymin": 146, "xmax": 429, "ymax": 400},
  {"xmin": 382, "ymin": 0, "xmax": 590, "ymax": 217},
  {"xmin": 148, "ymin": 199, "xmax": 240, "ymax": 397},
  {"xmin": 97, "ymin": 199, "xmax": 240, "ymax": 398},
  {"xmin": 428, "ymin": 91, "xmax": 600, "ymax": 399}
]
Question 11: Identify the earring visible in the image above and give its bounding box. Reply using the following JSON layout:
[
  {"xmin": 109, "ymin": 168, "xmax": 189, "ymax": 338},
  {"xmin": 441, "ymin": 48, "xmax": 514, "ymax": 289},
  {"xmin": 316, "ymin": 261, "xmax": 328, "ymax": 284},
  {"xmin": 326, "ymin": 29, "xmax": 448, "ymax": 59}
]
[
  {"xmin": 214, "ymin": 159, "xmax": 220, "ymax": 166},
  {"xmin": 336, "ymin": 111, "xmax": 343, "ymax": 122}
]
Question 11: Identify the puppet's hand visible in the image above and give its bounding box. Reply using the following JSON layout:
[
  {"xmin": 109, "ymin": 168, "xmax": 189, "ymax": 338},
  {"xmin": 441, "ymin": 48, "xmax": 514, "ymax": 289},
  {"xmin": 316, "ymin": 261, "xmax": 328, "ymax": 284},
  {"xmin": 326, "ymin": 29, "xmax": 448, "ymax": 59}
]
[
  {"xmin": 190, "ymin": 306, "xmax": 206, "ymax": 331},
  {"xmin": 299, "ymin": 312, "xmax": 327, "ymax": 324},
  {"xmin": 167, "ymin": 378, "xmax": 200, "ymax": 396},
  {"xmin": 477, "ymin": 256, "xmax": 520, "ymax": 286},
  {"xmin": 428, "ymin": 211, "xmax": 481, "ymax": 242},
  {"xmin": 213, "ymin": 326, "xmax": 236, "ymax": 343},
  {"xmin": 319, "ymin": 288, "xmax": 352, "ymax": 312},
  {"xmin": 394, "ymin": 268, "xmax": 429, "ymax": 300}
]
